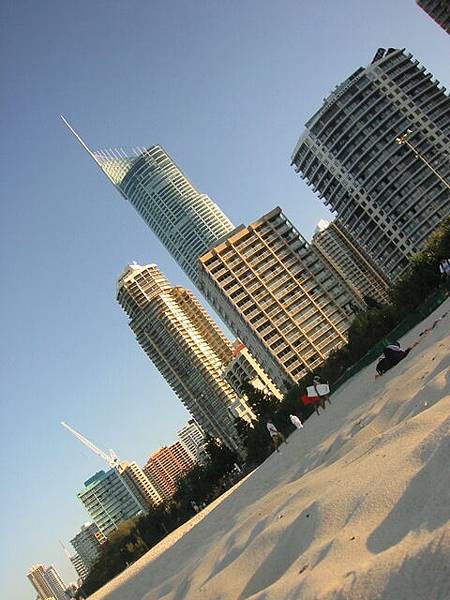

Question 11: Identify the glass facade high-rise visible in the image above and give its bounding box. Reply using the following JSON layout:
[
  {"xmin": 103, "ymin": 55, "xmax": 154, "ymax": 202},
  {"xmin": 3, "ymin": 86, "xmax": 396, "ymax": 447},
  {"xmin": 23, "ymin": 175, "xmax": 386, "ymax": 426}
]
[
  {"xmin": 63, "ymin": 119, "xmax": 235, "ymax": 287},
  {"xmin": 70, "ymin": 553, "xmax": 89, "ymax": 581},
  {"xmin": 291, "ymin": 48, "xmax": 450, "ymax": 280},
  {"xmin": 77, "ymin": 469, "xmax": 148, "ymax": 537},
  {"xmin": 70, "ymin": 522, "xmax": 106, "ymax": 574}
]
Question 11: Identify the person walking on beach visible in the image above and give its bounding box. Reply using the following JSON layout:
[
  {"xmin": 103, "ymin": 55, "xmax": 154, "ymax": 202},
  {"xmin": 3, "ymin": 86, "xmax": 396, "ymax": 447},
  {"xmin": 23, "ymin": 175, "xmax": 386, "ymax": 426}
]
[
  {"xmin": 289, "ymin": 414, "xmax": 303, "ymax": 429},
  {"xmin": 313, "ymin": 375, "xmax": 331, "ymax": 409},
  {"xmin": 439, "ymin": 258, "xmax": 450, "ymax": 293},
  {"xmin": 266, "ymin": 420, "xmax": 287, "ymax": 452},
  {"xmin": 439, "ymin": 257, "xmax": 450, "ymax": 280}
]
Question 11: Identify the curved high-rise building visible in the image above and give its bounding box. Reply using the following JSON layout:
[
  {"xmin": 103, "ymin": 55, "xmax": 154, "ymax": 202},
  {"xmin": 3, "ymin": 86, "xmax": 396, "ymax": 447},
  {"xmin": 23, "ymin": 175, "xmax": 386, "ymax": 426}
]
[
  {"xmin": 62, "ymin": 118, "xmax": 235, "ymax": 286},
  {"xmin": 117, "ymin": 263, "xmax": 243, "ymax": 451},
  {"xmin": 291, "ymin": 48, "xmax": 450, "ymax": 280}
]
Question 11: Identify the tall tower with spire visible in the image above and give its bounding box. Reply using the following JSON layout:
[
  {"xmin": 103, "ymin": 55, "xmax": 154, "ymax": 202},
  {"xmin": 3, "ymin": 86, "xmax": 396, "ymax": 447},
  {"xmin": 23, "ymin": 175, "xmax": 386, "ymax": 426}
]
[{"xmin": 62, "ymin": 117, "xmax": 235, "ymax": 286}]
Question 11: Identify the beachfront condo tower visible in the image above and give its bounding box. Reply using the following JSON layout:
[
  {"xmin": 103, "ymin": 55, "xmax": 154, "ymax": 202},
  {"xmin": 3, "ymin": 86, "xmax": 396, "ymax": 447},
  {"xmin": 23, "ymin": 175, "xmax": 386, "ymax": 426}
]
[
  {"xmin": 70, "ymin": 522, "xmax": 106, "ymax": 576},
  {"xmin": 197, "ymin": 208, "xmax": 354, "ymax": 392},
  {"xmin": 291, "ymin": 48, "xmax": 450, "ymax": 280},
  {"xmin": 311, "ymin": 220, "xmax": 390, "ymax": 306},
  {"xmin": 176, "ymin": 419, "xmax": 206, "ymax": 462},
  {"xmin": 77, "ymin": 469, "xmax": 149, "ymax": 537},
  {"xmin": 116, "ymin": 263, "xmax": 245, "ymax": 451}
]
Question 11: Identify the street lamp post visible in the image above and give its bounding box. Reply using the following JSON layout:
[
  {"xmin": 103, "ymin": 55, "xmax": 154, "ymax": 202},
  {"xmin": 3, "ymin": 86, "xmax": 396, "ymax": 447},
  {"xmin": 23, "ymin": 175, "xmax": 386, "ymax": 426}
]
[{"xmin": 395, "ymin": 129, "xmax": 450, "ymax": 190}]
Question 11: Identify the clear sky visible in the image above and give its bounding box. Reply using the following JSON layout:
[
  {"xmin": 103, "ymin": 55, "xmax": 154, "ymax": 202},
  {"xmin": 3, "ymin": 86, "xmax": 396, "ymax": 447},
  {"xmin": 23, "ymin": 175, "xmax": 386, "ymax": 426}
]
[{"xmin": 0, "ymin": 1, "xmax": 448, "ymax": 597}]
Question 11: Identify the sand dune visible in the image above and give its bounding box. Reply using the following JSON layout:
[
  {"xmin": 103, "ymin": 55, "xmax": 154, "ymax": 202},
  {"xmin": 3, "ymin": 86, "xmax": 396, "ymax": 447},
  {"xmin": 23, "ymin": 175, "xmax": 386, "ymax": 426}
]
[{"xmin": 90, "ymin": 300, "xmax": 450, "ymax": 600}]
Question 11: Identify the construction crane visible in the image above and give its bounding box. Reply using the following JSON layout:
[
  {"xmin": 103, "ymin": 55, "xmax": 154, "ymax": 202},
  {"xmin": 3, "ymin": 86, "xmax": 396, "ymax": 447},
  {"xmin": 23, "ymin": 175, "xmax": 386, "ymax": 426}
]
[{"xmin": 61, "ymin": 421, "xmax": 119, "ymax": 468}]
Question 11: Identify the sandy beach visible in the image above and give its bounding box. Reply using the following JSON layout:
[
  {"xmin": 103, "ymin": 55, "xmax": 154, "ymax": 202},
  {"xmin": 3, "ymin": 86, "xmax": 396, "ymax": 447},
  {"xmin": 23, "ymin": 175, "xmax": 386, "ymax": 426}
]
[{"xmin": 90, "ymin": 300, "xmax": 450, "ymax": 600}]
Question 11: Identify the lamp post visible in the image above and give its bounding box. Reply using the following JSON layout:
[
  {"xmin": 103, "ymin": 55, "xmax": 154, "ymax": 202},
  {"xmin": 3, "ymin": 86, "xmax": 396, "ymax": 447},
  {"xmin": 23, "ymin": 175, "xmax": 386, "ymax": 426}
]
[{"xmin": 395, "ymin": 129, "xmax": 450, "ymax": 190}]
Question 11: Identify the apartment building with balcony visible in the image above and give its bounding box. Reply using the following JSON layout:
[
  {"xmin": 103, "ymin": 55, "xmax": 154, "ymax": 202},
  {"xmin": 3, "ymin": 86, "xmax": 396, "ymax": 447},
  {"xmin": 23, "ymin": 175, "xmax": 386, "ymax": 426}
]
[
  {"xmin": 198, "ymin": 208, "xmax": 354, "ymax": 392},
  {"xmin": 311, "ymin": 219, "xmax": 391, "ymax": 306},
  {"xmin": 143, "ymin": 442, "xmax": 195, "ymax": 500},
  {"xmin": 291, "ymin": 48, "xmax": 450, "ymax": 280},
  {"xmin": 117, "ymin": 263, "xmax": 246, "ymax": 451}
]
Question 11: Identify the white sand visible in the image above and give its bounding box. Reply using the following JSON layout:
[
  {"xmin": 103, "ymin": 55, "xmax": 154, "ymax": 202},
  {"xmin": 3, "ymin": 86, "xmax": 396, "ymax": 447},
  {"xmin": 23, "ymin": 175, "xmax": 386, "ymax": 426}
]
[{"xmin": 91, "ymin": 300, "xmax": 450, "ymax": 600}]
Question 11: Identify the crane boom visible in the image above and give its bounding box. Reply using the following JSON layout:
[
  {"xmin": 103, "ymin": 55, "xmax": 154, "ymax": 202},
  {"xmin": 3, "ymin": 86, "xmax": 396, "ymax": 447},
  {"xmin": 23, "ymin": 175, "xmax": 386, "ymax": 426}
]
[{"xmin": 61, "ymin": 421, "xmax": 119, "ymax": 467}]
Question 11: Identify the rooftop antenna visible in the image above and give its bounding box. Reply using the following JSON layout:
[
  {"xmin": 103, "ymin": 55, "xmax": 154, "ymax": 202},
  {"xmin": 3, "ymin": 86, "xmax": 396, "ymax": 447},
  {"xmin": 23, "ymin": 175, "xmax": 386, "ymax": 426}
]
[
  {"xmin": 61, "ymin": 421, "xmax": 119, "ymax": 468},
  {"xmin": 60, "ymin": 116, "xmax": 100, "ymax": 165},
  {"xmin": 59, "ymin": 539, "xmax": 72, "ymax": 560},
  {"xmin": 60, "ymin": 115, "xmax": 122, "ymax": 189}
]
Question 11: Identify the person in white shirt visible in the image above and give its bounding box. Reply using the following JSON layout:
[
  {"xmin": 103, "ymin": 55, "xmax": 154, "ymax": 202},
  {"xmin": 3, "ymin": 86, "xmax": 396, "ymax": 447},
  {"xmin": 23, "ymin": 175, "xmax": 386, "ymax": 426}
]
[
  {"xmin": 266, "ymin": 420, "xmax": 287, "ymax": 452},
  {"xmin": 289, "ymin": 414, "xmax": 303, "ymax": 429},
  {"xmin": 439, "ymin": 257, "xmax": 450, "ymax": 277},
  {"xmin": 313, "ymin": 375, "xmax": 331, "ymax": 409}
]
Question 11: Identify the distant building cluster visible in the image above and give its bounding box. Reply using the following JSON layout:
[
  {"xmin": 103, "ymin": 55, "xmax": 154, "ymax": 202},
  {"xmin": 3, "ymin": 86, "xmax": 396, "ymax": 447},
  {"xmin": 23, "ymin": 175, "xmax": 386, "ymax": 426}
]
[{"xmin": 30, "ymin": 35, "xmax": 449, "ymax": 595}]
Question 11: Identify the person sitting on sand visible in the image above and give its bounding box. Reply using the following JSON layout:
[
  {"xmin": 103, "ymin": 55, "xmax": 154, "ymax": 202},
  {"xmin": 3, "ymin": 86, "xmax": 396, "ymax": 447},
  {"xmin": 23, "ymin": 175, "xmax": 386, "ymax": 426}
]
[
  {"xmin": 266, "ymin": 420, "xmax": 287, "ymax": 452},
  {"xmin": 289, "ymin": 414, "xmax": 303, "ymax": 429},
  {"xmin": 375, "ymin": 340, "xmax": 417, "ymax": 376}
]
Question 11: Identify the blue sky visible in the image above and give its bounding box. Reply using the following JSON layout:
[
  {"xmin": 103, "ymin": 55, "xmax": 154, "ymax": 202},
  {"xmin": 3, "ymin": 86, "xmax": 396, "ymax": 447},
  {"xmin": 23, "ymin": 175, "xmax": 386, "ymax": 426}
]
[{"xmin": 1, "ymin": 1, "xmax": 448, "ymax": 597}]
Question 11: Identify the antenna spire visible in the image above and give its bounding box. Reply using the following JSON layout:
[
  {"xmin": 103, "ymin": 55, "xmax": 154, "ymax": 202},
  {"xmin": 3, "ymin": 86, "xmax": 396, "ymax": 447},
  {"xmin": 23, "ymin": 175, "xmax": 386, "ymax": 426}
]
[
  {"xmin": 60, "ymin": 115, "xmax": 101, "ymax": 165},
  {"xmin": 60, "ymin": 115, "xmax": 130, "ymax": 189}
]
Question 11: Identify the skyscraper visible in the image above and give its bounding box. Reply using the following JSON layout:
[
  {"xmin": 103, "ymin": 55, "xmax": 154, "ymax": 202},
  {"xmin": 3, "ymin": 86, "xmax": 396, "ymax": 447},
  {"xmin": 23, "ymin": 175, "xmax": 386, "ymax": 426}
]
[
  {"xmin": 223, "ymin": 340, "xmax": 284, "ymax": 402},
  {"xmin": 117, "ymin": 460, "xmax": 163, "ymax": 507},
  {"xmin": 198, "ymin": 208, "xmax": 354, "ymax": 391},
  {"xmin": 143, "ymin": 442, "xmax": 195, "ymax": 500},
  {"xmin": 63, "ymin": 118, "xmax": 235, "ymax": 286},
  {"xmin": 416, "ymin": 1, "xmax": 450, "ymax": 33},
  {"xmin": 311, "ymin": 220, "xmax": 390, "ymax": 306},
  {"xmin": 70, "ymin": 553, "xmax": 89, "ymax": 581},
  {"xmin": 77, "ymin": 469, "xmax": 148, "ymax": 536},
  {"xmin": 64, "ymin": 121, "xmax": 317, "ymax": 395},
  {"xmin": 70, "ymin": 522, "xmax": 106, "ymax": 575},
  {"xmin": 27, "ymin": 564, "xmax": 67, "ymax": 600},
  {"xmin": 117, "ymin": 262, "xmax": 245, "ymax": 450},
  {"xmin": 291, "ymin": 48, "xmax": 450, "ymax": 280},
  {"xmin": 176, "ymin": 419, "xmax": 205, "ymax": 462}
]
